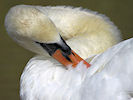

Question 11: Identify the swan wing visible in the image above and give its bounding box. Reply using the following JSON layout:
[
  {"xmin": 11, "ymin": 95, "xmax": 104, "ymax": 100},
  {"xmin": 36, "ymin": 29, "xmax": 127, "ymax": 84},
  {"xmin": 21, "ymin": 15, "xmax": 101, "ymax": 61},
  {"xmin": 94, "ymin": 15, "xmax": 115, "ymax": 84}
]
[{"xmin": 81, "ymin": 38, "xmax": 133, "ymax": 100}]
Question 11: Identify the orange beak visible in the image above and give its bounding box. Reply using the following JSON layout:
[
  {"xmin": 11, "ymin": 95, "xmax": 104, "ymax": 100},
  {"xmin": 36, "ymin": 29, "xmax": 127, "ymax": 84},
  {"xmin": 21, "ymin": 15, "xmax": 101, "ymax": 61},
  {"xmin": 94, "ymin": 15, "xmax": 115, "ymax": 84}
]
[
  {"xmin": 52, "ymin": 49, "xmax": 91, "ymax": 68},
  {"xmin": 36, "ymin": 36, "xmax": 91, "ymax": 68}
]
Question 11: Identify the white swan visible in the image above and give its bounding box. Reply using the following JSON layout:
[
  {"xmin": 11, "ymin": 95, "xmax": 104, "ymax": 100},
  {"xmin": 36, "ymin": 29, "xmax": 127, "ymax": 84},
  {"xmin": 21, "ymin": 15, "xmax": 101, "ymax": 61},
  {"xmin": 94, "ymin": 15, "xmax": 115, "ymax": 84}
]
[{"xmin": 5, "ymin": 5, "xmax": 133, "ymax": 100}]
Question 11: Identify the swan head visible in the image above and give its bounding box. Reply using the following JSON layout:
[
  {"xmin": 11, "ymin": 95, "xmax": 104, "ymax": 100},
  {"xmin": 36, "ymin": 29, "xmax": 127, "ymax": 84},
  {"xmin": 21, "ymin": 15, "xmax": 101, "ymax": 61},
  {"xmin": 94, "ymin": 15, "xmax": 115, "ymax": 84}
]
[
  {"xmin": 5, "ymin": 5, "xmax": 90, "ymax": 68},
  {"xmin": 5, "ymin": 5, "xmax": 60, "ymax": 43}
]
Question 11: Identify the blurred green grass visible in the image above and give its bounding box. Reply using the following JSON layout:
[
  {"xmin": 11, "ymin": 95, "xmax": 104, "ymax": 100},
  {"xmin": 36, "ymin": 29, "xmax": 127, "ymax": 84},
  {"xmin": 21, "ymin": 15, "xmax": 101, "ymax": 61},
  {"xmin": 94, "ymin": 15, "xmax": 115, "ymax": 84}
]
[{"xmin": 0, "ymin": 0, "xmax": 133, "ymax": 100}]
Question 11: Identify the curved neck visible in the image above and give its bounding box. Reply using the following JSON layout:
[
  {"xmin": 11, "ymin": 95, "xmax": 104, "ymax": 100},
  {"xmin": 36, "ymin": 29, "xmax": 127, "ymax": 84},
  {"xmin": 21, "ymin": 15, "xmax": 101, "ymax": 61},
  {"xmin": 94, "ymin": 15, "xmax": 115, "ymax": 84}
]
[
  {"xmin": 37, "ymin": 6, "xmax": 121, "ymax": 59},
  {"xmin": 66, "ymin": 32, "xmax": 120, "ymax": 59}
]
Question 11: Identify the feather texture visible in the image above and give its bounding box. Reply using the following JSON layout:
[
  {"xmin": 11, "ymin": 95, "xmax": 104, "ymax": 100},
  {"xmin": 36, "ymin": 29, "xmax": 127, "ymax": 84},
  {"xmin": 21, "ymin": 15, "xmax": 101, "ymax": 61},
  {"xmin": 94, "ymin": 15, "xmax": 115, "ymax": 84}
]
[{"xmin": 20, "ymin": 38, "xmax": 133, "ymax": 100}]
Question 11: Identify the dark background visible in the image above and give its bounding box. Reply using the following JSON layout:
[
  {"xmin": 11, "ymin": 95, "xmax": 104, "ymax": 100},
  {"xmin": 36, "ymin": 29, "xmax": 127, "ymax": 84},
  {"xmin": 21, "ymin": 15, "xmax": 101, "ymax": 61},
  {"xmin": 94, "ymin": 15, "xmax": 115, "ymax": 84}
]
[{"xmin": 0, "ymin": 0, "xmax": 133, "ymax": 100}]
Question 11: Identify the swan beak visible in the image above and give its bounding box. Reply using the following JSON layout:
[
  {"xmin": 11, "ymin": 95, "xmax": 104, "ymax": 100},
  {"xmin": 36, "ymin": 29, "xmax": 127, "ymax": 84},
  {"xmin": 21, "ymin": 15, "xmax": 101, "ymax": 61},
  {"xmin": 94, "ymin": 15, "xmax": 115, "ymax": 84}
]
[
  {"xmin": 52, "ymin": 49, "xmax": 91, "ymax": 68},
  {"xmin": 36, "ymin": 37, "xmax": 91, "ymax": 68}
]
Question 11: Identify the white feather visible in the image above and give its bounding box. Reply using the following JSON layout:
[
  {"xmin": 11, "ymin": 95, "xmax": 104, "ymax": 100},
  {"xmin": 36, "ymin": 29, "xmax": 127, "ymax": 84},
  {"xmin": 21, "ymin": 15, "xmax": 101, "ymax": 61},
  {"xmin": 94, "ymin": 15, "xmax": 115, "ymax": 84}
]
[
  {"xmin": 6, "ymin": 5, "xmax": 133, "ymax": 100},
  {"xmin": 20, "ymin": 38, "xmax": 133, "ymax": 100}
]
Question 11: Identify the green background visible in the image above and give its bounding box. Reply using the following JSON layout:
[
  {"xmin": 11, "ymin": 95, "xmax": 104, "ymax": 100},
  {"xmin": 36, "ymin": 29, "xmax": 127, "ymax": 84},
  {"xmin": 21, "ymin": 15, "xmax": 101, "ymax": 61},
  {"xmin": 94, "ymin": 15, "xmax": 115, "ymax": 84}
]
[{"xmin": 0, "ymin": 0, "xmax": 133, "ymax": 100}]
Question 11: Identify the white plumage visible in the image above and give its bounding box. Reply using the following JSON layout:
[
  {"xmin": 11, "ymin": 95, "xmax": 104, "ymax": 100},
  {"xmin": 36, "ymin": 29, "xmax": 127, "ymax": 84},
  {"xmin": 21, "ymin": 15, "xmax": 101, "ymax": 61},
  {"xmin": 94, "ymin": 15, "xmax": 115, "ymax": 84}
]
[
  {"xmin": 5, "ymin": 5, "xmax": 133, "ymax": 100},
  {"xmin": 20, "ymin": 38, "xmax": 133, "ymax": 100}
]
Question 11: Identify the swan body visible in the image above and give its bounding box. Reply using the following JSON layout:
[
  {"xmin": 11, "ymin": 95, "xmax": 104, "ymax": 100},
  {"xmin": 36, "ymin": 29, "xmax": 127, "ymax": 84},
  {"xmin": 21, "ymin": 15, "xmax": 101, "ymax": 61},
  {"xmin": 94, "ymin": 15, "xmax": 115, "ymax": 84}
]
[
  {"xmin": 5, "ymin": 5, "xmax": 131, "ymax": 100},
  {"xmin": 21, "ymin": 38, "xmax": 133, "ymax": 100}
]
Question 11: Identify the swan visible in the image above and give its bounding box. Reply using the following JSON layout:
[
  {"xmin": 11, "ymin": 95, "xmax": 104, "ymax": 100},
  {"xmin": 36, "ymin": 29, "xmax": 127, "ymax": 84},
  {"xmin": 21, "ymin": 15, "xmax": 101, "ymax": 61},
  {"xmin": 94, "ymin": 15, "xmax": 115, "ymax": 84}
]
[{"xmin": 5, "ymin": 5, "xmax": 133, "ymax": 100}]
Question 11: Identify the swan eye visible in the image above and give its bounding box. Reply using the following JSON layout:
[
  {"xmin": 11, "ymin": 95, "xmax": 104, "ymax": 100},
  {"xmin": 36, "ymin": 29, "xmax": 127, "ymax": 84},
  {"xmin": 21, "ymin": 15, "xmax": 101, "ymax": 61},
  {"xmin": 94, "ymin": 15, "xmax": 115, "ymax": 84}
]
[
  {"xmin": 35, "ymin": 41, "xmax": 72, "ymax": 62},
  {"xmin": 35, "ymin": 41, "xmax": 59, "ymax": 56},
  {"xmin": 35, "ymin": 35, "xmax": 72, "ymax": 56}
]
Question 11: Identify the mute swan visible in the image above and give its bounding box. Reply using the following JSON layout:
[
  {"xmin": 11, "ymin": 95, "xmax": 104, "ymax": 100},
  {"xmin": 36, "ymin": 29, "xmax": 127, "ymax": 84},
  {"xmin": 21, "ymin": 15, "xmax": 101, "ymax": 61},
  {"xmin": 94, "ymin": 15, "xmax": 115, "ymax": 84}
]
[{"xmin": 5, "ymin": 5, "xmax": 133, "ymax": 100}]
